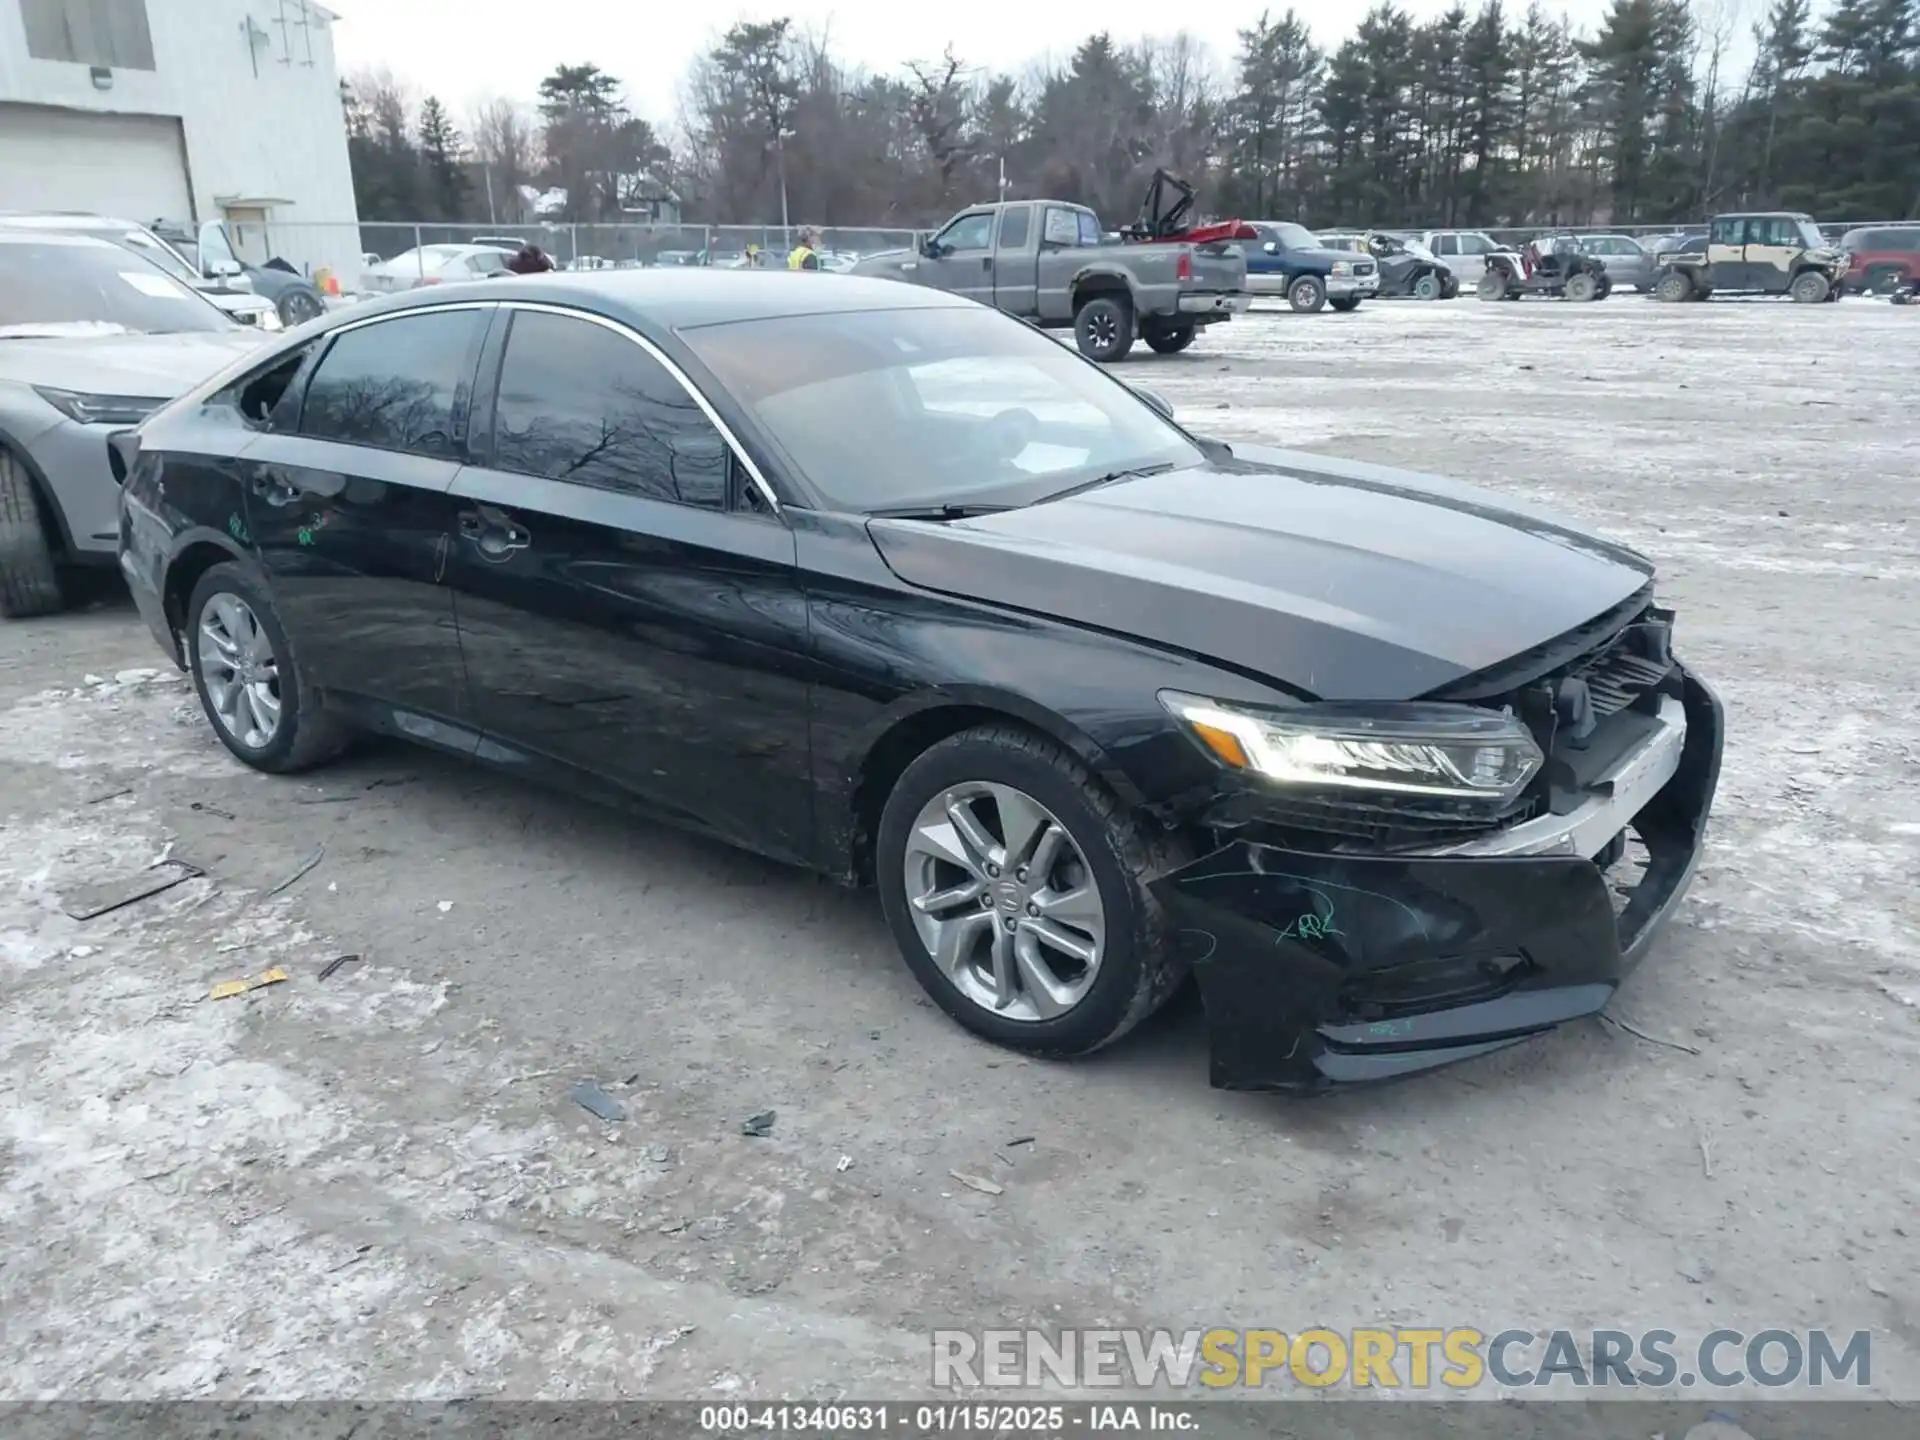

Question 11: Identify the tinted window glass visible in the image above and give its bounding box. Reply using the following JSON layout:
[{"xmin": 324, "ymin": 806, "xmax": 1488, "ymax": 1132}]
[
  {"xmin": 299, "ymin": 309, "xmax": 482, "ymax": 456},
  {"xmin": 939, "ymin": 213, "xmax": 994, "ymax": 251},
  {"xmin": 1434, "ymin": 234, "xmax": 1459, "ymax": 255},
  {"xmin": 491, "ymin": 310, "xmax": 727, "ymax": 509},
  {"xmin": 997, "ymin": 205, "xmax": 1031, "ymax": 249}
]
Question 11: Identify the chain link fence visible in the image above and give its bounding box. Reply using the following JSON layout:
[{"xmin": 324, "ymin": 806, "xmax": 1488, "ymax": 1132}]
[{"xmin": 224, "ymin": 215, "xmax": 1889, "ymax": 297}]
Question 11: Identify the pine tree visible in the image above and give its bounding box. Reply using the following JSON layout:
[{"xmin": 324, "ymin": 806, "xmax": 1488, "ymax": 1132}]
[{"xmin": 417, "ymin": 97, "xmax": 469, "ymax": 220}]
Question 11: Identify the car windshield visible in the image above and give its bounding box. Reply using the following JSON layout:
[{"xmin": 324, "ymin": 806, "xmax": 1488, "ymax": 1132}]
[
  {"xmin": 1265, "ymin": 223, "xmax": 1320, "ymax": 249},
  {"xmin": 0, "ymin": 240, "xmax": 234, "ymax": 337},
  {"xmin": 109, "ymin": 228, "xmax": 203, "ymax": 285},
  {"xmin": 682, "ymin": 305, "xmax": 1207, "ymax": 513}
]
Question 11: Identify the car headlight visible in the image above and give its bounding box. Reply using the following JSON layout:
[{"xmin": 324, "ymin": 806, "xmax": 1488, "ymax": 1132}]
[
  {"xmin": 33, "ymin": 387, "xmax": 169, "ymax": 427},
  {"xmin": 256, "ymin": 308, "xmax": 285, "ymax": 331},
  {"xmin": 1330, "ymin": 261, "xmax": 1352, "ymax": 275},
  {"xmin": 1159, "ymin": 691, "xmax": 1543, "ymax": 809}
]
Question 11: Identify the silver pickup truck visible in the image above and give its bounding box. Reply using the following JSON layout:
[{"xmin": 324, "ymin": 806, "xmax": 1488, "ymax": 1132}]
[{"xmin": 852, "ymin": 178, "xmax": 1250, "ymax": 362}]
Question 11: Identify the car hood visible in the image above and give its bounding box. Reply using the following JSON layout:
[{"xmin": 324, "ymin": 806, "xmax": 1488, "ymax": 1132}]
[
  {"xmin": 0, "ymin": 330, "xmax": 266, "ymax": 398},
  {"xmin": 867, "ymin": 445, "xmax": 1655, "ymax": 701}
]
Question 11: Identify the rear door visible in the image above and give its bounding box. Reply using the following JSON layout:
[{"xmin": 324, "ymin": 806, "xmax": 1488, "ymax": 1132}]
[
  {"xmin": 1744, "ymin": 216, "xmax": 1801, "ymax": 293},
  {"xmin": 444, "ymin": 304, "xmax": 816, "ymax": 864},
  {"xmin": 990, "ymin": 203, "xmax": 1038, "ymax": 316},
  {"xmin": 919, "ymin": 210, "xmax": 997, "ymax": 306},
  {"xmin": 240, "ymin": 304, "xmax": 485, "ymax": 740}
]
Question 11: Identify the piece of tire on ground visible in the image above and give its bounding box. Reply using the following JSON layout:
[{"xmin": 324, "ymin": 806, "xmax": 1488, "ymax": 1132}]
[
  {"xmin": 1142, "ymin": 322, "xmax": 1195, "ymax": 355},
  {"xmin": 874, "ymin": 723, "xmax": 1187, "ymax": 1058},
  {"xmin": 0, "ymin": 447, "xmax": 66, "ymax": 619},
  {"xmin": 1329, "ymin": 296, "xmax": 1361, "ymax": 312},
  {"xmin": 1073, "ymin": 294, "xmax": 1134, "ymax": 363},
  {"xmin": 1288, "ymin": 274, "xmax": 1327, "ymax": 313},
  {"xmin": 1894, "ymin": 288, "xmax": 1914, "ymax": 306},
  {"xmin": 1790, "ymin": 270, "xmax": 1832, "ymax": 304},
  {"xmin": 1412, "ymin": 272, "xmax": 1442, "ymax": 301},
  {"xmin": 185, "ymin": 561, "xmax": 350, "ymax": 773},
  {"xmin": 1475, "ymin": 271, "xmax": 1510, "ymax": 301},
  {"xmin": 1563, "ymin": 272, "xmax": 1599, "ymax": 302},
  {"xmin": 1654, "ymin": 270, "xmax": 1695, "ymax": 303}
]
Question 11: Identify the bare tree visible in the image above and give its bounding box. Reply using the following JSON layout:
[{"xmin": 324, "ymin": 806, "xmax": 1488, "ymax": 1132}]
[{"xmin": 469, "ymin": 97, "xmax": 539, "ymax": 222}]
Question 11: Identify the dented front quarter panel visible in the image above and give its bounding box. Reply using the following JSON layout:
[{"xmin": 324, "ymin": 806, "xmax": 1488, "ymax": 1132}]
[{"xmin": 1153, "ymin": 669, "xmax": 1725, "ymax": 1091}]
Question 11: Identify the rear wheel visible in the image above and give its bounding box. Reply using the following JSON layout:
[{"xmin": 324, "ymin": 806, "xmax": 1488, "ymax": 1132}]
[
  {"xmin": 1412, "ymin": 272, "xmax": 1442, "ymax": 301},
  {"xmin": 276, "ymin": 287, "xmax": 325, "ymax": 326},
  {"xmin": 1328, "ymin": 296, "xmax": 1361, "ymax": 312},
  {"xmin": 1654, "ymin": 269, "xmax": 1695, "ymax": 303},
  {"xmin": 1475, "ymin": 271, "xmax": 1510, "ymax": 302},
  {"xmin": 1142, "ymin": 322, "xmax": 1195, "ymax": 354},
  {"xmin": 1073, "ymin": 294, "xmax": 1134, "ymax": 363},
  {"xmin": 0, "ymin": 447, "xmax": 66, "ymax": 620},
  {"xmin": 875, "ymin": 725, "xmax": 1186, "ymax": 1057},
  {"xmin": 186, "ymin": 562, "xmax": 348, "ymax": 773},
  {"xmin": 1790, "ymin": 270, "xmax": 1831, "ymax": 304},
  {"xmin": 1288, "ymin": 275, "xmax": 1327, "ymax": 313}
]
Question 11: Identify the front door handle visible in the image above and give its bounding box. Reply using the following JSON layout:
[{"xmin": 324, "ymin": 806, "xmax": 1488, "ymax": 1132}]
[
  {"xmin": 982, "ymin": 256, "xmax": 993, "ymax": 271},
  {"xmin": 458, "ymin": 505, "xmax": 531, "ymax": 559}
]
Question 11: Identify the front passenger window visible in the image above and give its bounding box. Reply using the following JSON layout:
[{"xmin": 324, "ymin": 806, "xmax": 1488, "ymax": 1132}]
[
  {"xmin": 490, "ymin": 309, "xmax": 728, "ymax": 510},
  {"xmin": 298, "ymin": 309, "xmax": 484, "ymax": 457},
  {"xmin": 937, "ymin": 214, "xmax": 995, "ymax": 252}
]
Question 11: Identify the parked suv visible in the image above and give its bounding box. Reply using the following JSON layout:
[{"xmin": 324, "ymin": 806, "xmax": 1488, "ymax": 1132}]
[
  {"xmin": 1409, "ymin": 230, "xmax": 1503, "ymax": 287},
  {"xmin": 1837, "ymin": 224, "xmax": 1920, "ymax": 294}
]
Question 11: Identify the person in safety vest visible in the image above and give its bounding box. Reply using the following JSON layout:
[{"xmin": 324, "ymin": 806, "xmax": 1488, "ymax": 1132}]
[{"xmin": 787, "ymin": 227, "xmax": 822, "ymax": 270}]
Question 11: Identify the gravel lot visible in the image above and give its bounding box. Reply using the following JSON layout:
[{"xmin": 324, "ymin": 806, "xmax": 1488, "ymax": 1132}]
[{"xmin": 3, "ymin": 294, "xmax": 1917, "ymax": 1404}]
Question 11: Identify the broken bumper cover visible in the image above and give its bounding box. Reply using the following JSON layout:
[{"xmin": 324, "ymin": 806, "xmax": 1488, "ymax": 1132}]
[{"xmin": 1151, "ymin": 668, "xmax": 1724, "ymax": 1091}]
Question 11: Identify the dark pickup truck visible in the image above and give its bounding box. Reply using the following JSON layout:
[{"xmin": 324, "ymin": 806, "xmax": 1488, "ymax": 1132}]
[{"xmin": 852, "ymin": 177, "xmax": 1250, "ymax": 362}]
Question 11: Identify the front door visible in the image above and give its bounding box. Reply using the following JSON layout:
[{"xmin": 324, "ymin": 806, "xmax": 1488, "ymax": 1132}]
[
  {"xmin": 241, "ymin": 305, "xmax": 486, "ymax": 743},
  {"xmin": 1742, "ymin": 215, "xmax": 1803, "ymax": 294},
  {"xmin": 443, "ymin": 305, "xmax": 816, "ymax": 865},
  {"xmin": 920, "ymin": 210, "xmax": 997, "ymax": 306}
]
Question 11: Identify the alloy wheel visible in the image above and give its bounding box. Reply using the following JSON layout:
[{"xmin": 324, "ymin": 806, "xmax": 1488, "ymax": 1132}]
[
  {"xmin": 1089, "ymin": 311, "xmax": 1118, "ymax": 349},
  {"xmin": 902, "ymin": 782, "xmax": 1107, "ymax": 1022},
  {"xmin": 197, "ymin": 592, "xmax": 282, "ymax": 749}
]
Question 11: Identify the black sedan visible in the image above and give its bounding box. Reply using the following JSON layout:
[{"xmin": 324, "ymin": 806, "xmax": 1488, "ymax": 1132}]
[{"xmin": 113, "ymin": 271, "xmax": 1723, "ymax": 1090}]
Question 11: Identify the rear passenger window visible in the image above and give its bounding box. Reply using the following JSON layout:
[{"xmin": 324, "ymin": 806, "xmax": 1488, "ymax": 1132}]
[
  {"xmin": 489, "ymin": 309, "xmax": 727, "ymax": 509},
  {"xmin": 299, "ymin": 309, "xmax": 483, "ymax": 457},
  {"xmin": 997, "ymin": 205, "xmax": 1031, "ymax": 250},
  {"xmin": 1434, "ymin": 235, "xmax": 1458, "ymax": 255}
]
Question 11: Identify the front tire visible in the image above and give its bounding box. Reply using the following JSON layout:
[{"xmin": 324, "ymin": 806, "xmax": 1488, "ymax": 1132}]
[
  {"xmin": 1563, "ymin": 272, "xmax": 1598, "ymax": 302},
  {"xmin": 1073, "ymin": 295, "xmax": 1134, "ymax": 363},
  {"xmin": 1288, "ymin": 275, "xmax": 1327, "ymax": 313},
  {"xmin": 0, "ymin": 447, "xmax": 66, "ymax": 619},
  {"xmin": 1475, "ymin": 271, "xmax": 1510, "ymax": 302},
  {"xmin": 1329, "ymin": 296, "xmax": 1361, "ymax": 312},
  {"xmin": 1790, "ymin": 270, "xmax": 1832, "ymax": 304},
  {"xmin": 186, "ymin": 562, "xmax": 347, "ymax": 773},
  {"xmin": 276, "ymin": 287, "xmax": 325, "ymax": 326},
  {"xmin": 1654, "ymin": 270, "xmax": 1694, "ymax": 303},
  {"xmin": 875, "ymin": 725, "xmax": 1185, "ymax": 1057}
]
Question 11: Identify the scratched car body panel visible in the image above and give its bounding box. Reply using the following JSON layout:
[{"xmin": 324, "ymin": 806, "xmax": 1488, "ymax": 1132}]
[{"xmin": 116, "ymin": 270, "xmax": 1723, "ymax": 1092}]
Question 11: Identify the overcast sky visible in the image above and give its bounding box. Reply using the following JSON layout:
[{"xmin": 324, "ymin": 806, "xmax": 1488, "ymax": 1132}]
[{"xmin": 330, "ymin": 0, "xmax": 1621, "ymax": 133}]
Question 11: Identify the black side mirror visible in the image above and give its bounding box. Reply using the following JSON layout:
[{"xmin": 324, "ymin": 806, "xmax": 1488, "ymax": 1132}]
[
  {"xmin": 1133, "ymin": 387, "xmax": 1175, "ymax": 420},
  {"xmin": 921, "ymin": 237, "xmax": 942, "ymax": 258}
]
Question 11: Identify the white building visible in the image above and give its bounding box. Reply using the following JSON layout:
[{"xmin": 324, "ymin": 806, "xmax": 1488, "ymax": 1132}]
[{"xmin": 0, "ymin": 0, "xmax": 360, "ymax": 278}]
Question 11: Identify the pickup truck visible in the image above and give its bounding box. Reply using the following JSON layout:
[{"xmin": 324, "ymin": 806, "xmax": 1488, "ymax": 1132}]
[
  {"xmin": 851, "ymin": 179, "xmax": 1250, "ymax": 362},
  {"xmin": 1245, "ymin": 221, "xmax": 1381, "ymax": 311}
]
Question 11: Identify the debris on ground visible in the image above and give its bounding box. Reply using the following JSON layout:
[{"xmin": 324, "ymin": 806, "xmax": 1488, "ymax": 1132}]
[
  {"xmin": 190, "ymin": 801, "xmax": 236, "ymax": 820},
  {"xmin": 86, "ymin": 786, "xmax": 133, "ymax": 805},
  {"xmin": 62, "ymin": 859, "xmax": 200, "ymax": 920},
  {"xmin": 318, "ymin": 954, "xmax": 362, "ymax": 981},
  {"xmin": 209, "ymin": 967, "xmax": 291, "ymax": 1001},
  {"xmin": 741, "ymin": 1110, "xmax": 776, "ymax": 1138},
  {"xmin": 571, "ymin": 1080, "xmax": 627, "ymax": 1123},
  {"xmin": 1006, "ymin": 1135, "xmax": 1036, "ymax": 1147},
  {"xmin": 261, "ymin": 844, "xmax": 325, "ymax": 898},
  {"xmin": 950, "ymin": 1170, "xmax": 1004, "ymax": 1196},
  {"xmin": 836, "ymin": 1155, "xmax": 853, "ymax": 1172},
  {"xmin": 658, "ymin": 1217, "xmax": 693, "ymax": 1235},
  {"xmin": 436, "ymin": 900, "xmax": 453, "ymax": 913}
]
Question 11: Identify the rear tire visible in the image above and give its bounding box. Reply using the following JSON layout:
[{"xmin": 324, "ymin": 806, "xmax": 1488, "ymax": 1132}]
[
  {"xmin": 276, "ymin": 287, "xmax": 325, "ymax": 326},
  {"xmin": 1475, "ymin": 271, "xmax": 1510, "ymax": 302},
  {"xmin": 186, "ymin": 561, "xmax": 349, "ymax": 773},
  {"xmin": 1654, "ymin": 270, "xmax": 1694, "ymax": 303},
  {"xmin": 1412, "ymin": 272, "xmax": 1442, "ymax": 301},
  {"xmin": 1328, "ymin": 296, "xmax": 1361, "ymax": 312},
  {"xmin": 1073, "ymin": 294, "xmax": 1134, "ymax": 363},
  {"xmin": 0, "ymin": 447, "xmax": 66, "ymax": 620},
  {"xmin": 1790, "ymin": 270, "xmax": 1831, "ymax": 304},
  {"xmin": 875, "ymin": 725, "xmax": 1186, "ymax": 1058},
  {"xmin": 1142, "ymin": 322, "xmax": 1195, "ymax": 354},
  {"xmin": 1288, "ymin": 275, "xmax": 1327, "ymax": 313}
]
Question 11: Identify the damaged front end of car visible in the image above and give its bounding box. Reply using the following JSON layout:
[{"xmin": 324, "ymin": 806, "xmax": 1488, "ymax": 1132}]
[{"xmin": 1150, "ymin": 588, "xmax": 1725, "ymax": 1091}]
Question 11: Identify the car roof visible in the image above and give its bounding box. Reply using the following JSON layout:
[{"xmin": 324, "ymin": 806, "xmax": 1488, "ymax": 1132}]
[
  {"xmin": 341, "ymin": 268, "xmax": 972, "ymax": 334},
  {"xmin": 0, "ymin": 210, "xmax": 146, "ymax": 232}
]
